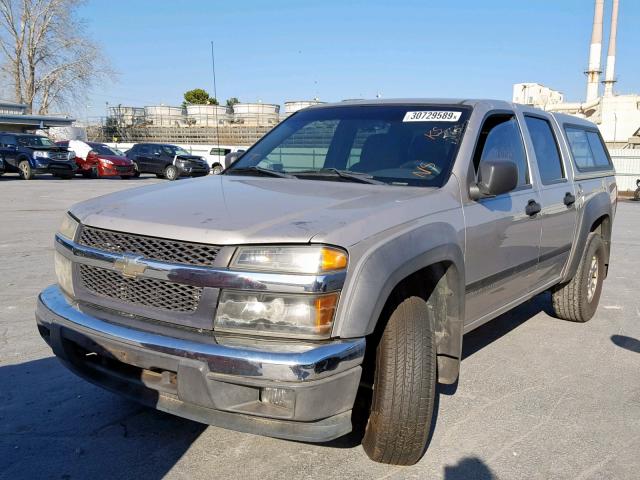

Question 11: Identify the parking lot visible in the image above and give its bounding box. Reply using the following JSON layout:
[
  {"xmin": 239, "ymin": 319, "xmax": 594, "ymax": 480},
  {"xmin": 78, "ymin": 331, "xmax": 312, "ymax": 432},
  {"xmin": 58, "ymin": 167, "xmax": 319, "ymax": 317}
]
[{"xmin": 1, "ymin": 174, "xmax": 639, "ymax": 480}]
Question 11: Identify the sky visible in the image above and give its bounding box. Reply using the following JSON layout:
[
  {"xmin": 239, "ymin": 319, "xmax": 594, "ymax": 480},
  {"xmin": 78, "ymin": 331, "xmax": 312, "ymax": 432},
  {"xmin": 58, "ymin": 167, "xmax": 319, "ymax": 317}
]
[{"xmin": 78, "ymin": 0, "xmax": 640, "ymax": 119}]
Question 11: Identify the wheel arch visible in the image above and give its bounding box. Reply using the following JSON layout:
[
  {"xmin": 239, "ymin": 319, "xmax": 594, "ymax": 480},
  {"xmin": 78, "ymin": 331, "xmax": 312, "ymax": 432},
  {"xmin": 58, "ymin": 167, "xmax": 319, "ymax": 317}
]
[
  {"xmin": 562, "ymin": 191, "xmax": 613, "ymax": 282},
  {"xmin": 337, "ymin": 231, "xmax": 465, "ymax": 385}
]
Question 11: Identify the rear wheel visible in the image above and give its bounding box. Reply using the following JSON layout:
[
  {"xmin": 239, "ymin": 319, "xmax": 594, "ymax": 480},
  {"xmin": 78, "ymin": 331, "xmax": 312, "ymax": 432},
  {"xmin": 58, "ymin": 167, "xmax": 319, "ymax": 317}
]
[
  {"xmin": 212, "ymin": 163, "xmax": 223, "ymax": 175},
  {"xmin": 362, "ymin": 296, "xmax": 437, "ymax": 465},
  {"xmin": 132, "ymin": 162, "xmax": 141, "ymax": 177},
  {"xmin": 164, "ymin": 165, "xmax": 178, "ymax": 180},
  {"xmin": 18, "ymin": 160, "xmax": 33, "ymax": 180},
  {"xmin": 551, "ymin": 233, "xmax": 605, "ymax": 322}
]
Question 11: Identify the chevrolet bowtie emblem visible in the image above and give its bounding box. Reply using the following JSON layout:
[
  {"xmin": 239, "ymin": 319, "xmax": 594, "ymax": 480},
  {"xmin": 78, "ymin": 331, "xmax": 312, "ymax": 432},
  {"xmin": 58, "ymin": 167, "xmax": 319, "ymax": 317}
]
[{"xmin": 114, "ymin": 254, "xmax": 147, "ymax": 278}]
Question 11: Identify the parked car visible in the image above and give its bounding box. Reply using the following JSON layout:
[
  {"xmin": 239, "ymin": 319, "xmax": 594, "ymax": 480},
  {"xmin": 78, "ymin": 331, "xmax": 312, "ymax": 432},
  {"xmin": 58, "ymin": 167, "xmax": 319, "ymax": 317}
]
[
  {"xmin": 56, "ymin": 140, "xmax": 136, "ymax": 179},
  {"xmin": 126, "ymin": 143, "xmax": 210, "ymax": 180},
  {"xmin": 37, "ymin": 99, "xmax": 617, "ymax": 466},
  {"xmin": 205, "ymin": 146, "xmax": 247, "ymax": 174},
  {"xmin": 0, "ymin": 132, "xmax": 76, "ymax": 179}
]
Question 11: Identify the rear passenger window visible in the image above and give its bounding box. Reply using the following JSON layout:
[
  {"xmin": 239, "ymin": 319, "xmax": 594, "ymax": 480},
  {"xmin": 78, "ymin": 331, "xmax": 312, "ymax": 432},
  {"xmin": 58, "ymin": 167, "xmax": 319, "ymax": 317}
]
[
  {"xmin": 474, "ymin": 115, "xmax": 529, "ymax": 187},
  {"xmin": 524, "ymin": 116, "xmax": 565, "ymax": 184},
  {"xmin": 564, "ymin": 127, "xmax": 612, "ymax": 171}
]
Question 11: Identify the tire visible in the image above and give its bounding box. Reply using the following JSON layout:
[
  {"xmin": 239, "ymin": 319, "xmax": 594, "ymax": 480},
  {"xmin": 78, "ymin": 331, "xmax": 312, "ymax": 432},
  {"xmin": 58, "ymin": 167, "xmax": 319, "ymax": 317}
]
[
  {"xmin": 155, "ymin": 173, "xmax": 164, "ymax": 179},
  {"xmin": 57, "ymin": 173, "xmax": 73, "ymax": 180},
  {"xmin": 164, "ymin": 165, "xmax": 178, "ymax": 181},
  {"xmin": 362, "ymin": 296, "xmax": 437, "ymax": 465},
  {"xmin": 120, "ymin": 176, "xmax": 132, "ymax": 180},
  {"xmin": 634, "ymin": 189, "xmax": 640, "ymax": 201},
  {"xmin": 18, "ymin": 160, "xmax": 33, "ymax": 180},
  {"xmin": 212, "ymin": 164, "xmax": 223, "ymax": 175},
  {"xmin": 132, "ymin": 162, "xmax": 141, "ymax": 178},
  {"xmin": 551, "ymin": 233, "xmax": 606, "ymax": 323},
  {"xmin": 81, "ymin": 170, "xmax": 92, "ymax": 178}
]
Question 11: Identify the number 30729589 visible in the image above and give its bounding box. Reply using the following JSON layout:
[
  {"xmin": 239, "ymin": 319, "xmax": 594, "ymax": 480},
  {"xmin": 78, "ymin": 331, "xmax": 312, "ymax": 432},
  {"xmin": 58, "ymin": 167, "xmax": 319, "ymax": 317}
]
[{"xmin": 402, "ymin": 111, "xmax": 461, "ymax": 122}]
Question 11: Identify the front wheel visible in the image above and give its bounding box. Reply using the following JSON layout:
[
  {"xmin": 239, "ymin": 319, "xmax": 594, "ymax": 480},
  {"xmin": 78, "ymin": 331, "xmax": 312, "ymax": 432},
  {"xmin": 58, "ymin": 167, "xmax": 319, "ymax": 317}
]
[
  {"xmin": 551, "ymin": 233, "xmax": 606, "ymax": 322},
  {"xmin": 164, "ymin": 165, "xmax": 178, "ymax": 180},
  {"xmin": 212, "ymin": 164, "xmax": 223, "ymax": 175},
  {"xmin": 18, "ymin": 160, "xmax": 33, "ymax": 180},
  {"xmin": 362, "ymin": 296, "xmax": 437, "ymax": 465}
]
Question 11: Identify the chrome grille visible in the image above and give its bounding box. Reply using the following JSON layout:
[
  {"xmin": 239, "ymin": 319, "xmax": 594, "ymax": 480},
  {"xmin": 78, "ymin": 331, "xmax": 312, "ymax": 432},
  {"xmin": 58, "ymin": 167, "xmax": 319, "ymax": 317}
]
[
  {"xmin": 78, "ymin": 226, "xmax": 220, "ymax": 266},
  {"xmin": 49, "ymin": 151, "xmax": 70, "ymax": 161},
  {"xmin": 79, "ymin": 264, "xmax": 202, "ymax": 312}
]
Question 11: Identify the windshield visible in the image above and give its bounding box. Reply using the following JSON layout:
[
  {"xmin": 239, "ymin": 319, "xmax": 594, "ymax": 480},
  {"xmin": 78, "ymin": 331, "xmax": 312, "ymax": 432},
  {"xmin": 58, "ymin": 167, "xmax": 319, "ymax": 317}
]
[
  {"xmin": 226, "ymin": 105, "xmax": 471, "ymax": 187},
  {"xmin": 18, "ymin": 135, "xmax": 54, "ymax": 147},
  {"xmin": 91, "ymin": 144, "xmax": 120, "ymax": 156},
  {"xmin": 162, "ymin": 145, "xmax": 190, "ymax": 156}
]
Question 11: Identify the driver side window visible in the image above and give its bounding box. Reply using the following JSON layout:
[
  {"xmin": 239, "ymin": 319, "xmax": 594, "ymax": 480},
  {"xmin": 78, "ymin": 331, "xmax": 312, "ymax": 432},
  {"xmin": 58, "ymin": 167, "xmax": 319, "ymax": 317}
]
[{"xmin": 474, "ymin": 114, "xmax": 529, "ymax": 188}]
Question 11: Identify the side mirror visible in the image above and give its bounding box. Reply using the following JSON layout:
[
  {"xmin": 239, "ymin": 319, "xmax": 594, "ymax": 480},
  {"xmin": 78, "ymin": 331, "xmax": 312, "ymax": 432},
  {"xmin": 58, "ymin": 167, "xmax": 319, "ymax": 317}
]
[{"xmin": 470, "ymin": 159, "xmax": 518, "ymax": 200}]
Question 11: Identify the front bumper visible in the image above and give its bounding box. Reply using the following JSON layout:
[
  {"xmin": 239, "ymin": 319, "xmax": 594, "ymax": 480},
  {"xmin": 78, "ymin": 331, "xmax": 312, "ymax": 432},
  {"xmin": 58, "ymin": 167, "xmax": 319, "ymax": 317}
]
[
  {"xmin": 33, "ymin": 161, "xmax": 75, "ymax": 174},
  {"xmin": 36, "ymin": 285, "xmax": 364, "ymax": 442},
  {"xmin": 99, "ymin": 164, "xmax": 135, "ymax": 176}
]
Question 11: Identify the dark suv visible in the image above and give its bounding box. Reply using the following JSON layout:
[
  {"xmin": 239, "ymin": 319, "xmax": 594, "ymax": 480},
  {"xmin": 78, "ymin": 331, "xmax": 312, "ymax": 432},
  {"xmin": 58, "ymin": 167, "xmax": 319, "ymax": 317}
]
[
  {"xmin": 126, "ymin": 143, "xmax": 210, "ymax": 180},
  {"xmin": 0, "ymin": 132, "xmax": 76, "ymax": 180}
]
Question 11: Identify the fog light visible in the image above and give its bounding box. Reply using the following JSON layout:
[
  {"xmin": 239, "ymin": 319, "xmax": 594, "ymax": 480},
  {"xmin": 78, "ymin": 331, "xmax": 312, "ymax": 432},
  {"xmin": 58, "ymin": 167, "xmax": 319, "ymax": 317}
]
[
  {"xmin": 54, "ymin": 251, "xmax": 74, "ymax": 297},
  {"xmin": 260, "ymin": 387, "xmax": 295, "ymax": 410}
]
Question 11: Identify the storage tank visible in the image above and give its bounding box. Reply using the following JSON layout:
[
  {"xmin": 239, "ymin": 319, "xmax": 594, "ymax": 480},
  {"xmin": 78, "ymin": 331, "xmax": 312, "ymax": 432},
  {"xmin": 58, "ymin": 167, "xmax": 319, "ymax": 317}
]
[
  {"xmin": 144, "ymin": 105, "xmax": 184, "ymax": 126},
  {"xmin": 232, "ymin": 102, "xmax": 280, "ymax": 126},
  {"xmin": 107, "ymin": 106, "xmax": 145, "ymax": 126},
  {"xmin": 186, "ymin": 104, "xmax": 229, "ymax": 126},
  {"xmin": 284, "ymin": 100, "xmax": 325, "ymax": 115}
]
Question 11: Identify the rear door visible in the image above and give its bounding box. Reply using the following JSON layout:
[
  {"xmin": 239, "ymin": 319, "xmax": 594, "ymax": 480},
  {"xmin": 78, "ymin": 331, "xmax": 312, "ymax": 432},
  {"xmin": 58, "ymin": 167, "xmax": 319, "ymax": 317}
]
[
  {"xmin": 0, "ymin": 134, "xmax": 18, "ymax": 169},
  {"xmin": 523, "ymin": 114, "xmax": 577, "ymax": 287},
  {"xmin": 136, "ymin": 145, "xmax": 152, "ymax": 172},
  {"xmin": 463, "ymin": 112, "xmax": 543, "ymax": 325}
]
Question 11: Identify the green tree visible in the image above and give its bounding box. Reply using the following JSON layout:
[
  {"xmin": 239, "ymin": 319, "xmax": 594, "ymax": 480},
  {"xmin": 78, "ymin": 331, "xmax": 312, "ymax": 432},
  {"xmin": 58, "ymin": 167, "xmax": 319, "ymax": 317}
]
[
  {"xmin": 226, "ymin": 97, "xmax": 239, "ymax": 113},
  {"xmin": 183, "ymin": 88, "xmax": 218, "ymax": 106}
]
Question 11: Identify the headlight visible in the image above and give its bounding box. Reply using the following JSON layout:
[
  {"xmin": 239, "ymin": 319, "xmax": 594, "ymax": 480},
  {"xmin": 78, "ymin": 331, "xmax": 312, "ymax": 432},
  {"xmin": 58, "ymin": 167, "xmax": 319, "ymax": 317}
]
[
  {"xmin": 231, "ymin": 246, "xmax": 348, "ymax": 274},
  {"xmin": 100, "ymin": 158, "xmax": 113, "ymax": 165},
  {"xmin": 54, "ymin": 251, "xmax": 75, "ymax": 297},
  {"xmin": 67, "ymin": 150, "xmax": 76, "ymax": 160},
  {"xmin": 33, "ymin": 151, "xmax": 49, "ymax": 159},
  {"xmin": 58, "ymin": 213, "xmax": 79, "ymax": 240},
  {"xmin": 215, "ymin": 291, "xmax": 339, "ymax": 339}
]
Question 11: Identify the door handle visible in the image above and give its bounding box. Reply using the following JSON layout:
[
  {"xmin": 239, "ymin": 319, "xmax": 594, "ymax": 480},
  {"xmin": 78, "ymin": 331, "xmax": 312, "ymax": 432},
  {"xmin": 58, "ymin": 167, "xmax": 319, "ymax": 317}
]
[
  {"xmin": 525, "ymin": 199, "xmax": 541, "ymax": 217},
  {"xmin": 563, "ymin": 192, "xmax": 576, "ymax": 207}
]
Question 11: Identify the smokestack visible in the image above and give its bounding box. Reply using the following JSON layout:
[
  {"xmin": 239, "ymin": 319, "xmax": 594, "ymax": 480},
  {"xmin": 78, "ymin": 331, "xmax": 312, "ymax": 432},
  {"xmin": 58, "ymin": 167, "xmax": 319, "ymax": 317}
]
[
  {"xmin": 603, "ymin": 0, "xmax": 619, "ymax": 96},
  {"xmin": 586, "ymin": 0, "xmax": 604, "ymax": 102}
]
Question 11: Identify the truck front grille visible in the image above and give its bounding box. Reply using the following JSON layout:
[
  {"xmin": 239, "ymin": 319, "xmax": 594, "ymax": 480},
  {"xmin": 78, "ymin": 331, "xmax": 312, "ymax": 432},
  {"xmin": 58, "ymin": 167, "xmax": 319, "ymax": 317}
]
[
  {"xmin": 79, "ymin": 264, "xmax": 202, "ymax": 312},
  {"xmin": 78, "ymin": 226, "xmax": 220, "ymax": 266}
]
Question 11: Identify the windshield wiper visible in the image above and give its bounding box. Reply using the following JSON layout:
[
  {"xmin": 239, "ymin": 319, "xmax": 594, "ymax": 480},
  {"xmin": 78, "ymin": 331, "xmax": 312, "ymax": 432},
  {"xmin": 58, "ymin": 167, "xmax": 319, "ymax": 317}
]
[
  {"xmin": 294, "ymin": 168, "xmax": 384, "ymax": 185},
  {"xmin": 226, "ymin": 166, "xmax": 294, "ymax": 178}
]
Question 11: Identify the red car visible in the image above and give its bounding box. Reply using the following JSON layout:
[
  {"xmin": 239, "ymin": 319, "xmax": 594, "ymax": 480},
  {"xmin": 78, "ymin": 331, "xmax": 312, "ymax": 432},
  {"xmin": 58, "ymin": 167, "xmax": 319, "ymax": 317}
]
[{"xmin": 56, "ymin": 140, "xmax": 137, "ymax": 179}]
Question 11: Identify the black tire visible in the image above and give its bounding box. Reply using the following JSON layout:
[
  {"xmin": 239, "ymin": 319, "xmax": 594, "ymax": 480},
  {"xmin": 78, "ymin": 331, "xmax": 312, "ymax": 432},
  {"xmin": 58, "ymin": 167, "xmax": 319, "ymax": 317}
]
[
  {"xmin": 362, "ymin": 296, "xmax": 437, "ymax": 465},
  {"xmin": 164, "ymin": 165, "xmax": 178, "ymax": 180},
  {"xmin": 18, "ymin": 160, "xmax": 33, "ymax": 180},
  {"xmin": 132, "ymin": 162, "xmax": 141, "ymax": 177},
  {"xmin": 81, "ymin": 170, "xmax": 92, "ymax": 178},
  {"xmin": 551, "ymin": 233, "xmax": 605, "ymax": 323},
  {"xmin": 212, "ymin": 163, "xmax": 223, "ymax": 175},
  {"xmin": 155, "ymin": 173, "xmax": 164, "ymax": 179}
]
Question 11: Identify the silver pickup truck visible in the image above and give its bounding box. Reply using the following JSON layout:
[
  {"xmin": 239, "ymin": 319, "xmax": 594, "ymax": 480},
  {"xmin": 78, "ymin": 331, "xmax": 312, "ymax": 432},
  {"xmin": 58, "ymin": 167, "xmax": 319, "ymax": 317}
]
[{"xmin": 36, "ymin": 99, "xmax": 617, "ymax": 465}]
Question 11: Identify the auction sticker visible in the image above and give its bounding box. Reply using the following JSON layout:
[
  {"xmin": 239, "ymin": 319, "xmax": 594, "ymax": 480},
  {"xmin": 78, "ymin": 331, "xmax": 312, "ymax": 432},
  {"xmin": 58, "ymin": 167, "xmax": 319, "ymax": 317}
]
[{"xmin": 403, "ymin": 111, "xmax": 461, "ymax": 122}]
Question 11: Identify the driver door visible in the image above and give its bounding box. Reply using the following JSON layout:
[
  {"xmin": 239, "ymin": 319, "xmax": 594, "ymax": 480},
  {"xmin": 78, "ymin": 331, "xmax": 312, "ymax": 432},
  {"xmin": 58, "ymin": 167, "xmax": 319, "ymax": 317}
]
[{"xmin": 463, "ymin": 113, "xmax": 542, "ymax": 327}]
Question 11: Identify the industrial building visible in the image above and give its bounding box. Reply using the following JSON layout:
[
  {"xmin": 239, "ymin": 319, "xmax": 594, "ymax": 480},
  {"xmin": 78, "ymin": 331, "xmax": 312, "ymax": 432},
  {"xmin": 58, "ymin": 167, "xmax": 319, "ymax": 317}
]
[{"xmin": 513, "ymin": 0, "xmax": 640, "ymax": 149}]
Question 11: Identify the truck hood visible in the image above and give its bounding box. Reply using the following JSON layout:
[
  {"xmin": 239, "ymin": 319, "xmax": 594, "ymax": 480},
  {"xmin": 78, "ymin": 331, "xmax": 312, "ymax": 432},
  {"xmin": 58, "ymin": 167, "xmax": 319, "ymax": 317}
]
[{"xmin": 71, "ymin": 175, "xmax": 450, "ymax": 246}]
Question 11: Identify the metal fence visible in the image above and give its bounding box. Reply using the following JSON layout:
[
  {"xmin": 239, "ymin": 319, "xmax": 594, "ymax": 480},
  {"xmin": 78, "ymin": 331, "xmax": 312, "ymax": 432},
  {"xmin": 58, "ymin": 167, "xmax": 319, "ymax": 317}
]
[{"xmin": 610, "ymin": 150, "xmax": 640, "ymax": 192}]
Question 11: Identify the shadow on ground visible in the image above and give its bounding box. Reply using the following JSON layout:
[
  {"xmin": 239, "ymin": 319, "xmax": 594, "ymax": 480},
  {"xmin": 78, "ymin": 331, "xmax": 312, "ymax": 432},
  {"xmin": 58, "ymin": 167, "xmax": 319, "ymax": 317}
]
[
  {"xmin": 444, "ymin": 456, "xmax": 495, "ymax": 479},
  {"xmin": 611, "ymin": 334, "xmax": 640, "ymax": 353},
  {"xmin": 0, "ymin": 356, "xmax": 206, "ymax": 480}
]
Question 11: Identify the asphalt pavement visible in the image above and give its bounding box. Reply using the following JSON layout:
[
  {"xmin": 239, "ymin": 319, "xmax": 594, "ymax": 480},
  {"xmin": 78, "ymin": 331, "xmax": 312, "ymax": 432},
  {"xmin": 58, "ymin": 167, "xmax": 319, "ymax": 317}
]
[{"xmin": 1, "ymin": 173, "xmax": 639, "ymax": 480}]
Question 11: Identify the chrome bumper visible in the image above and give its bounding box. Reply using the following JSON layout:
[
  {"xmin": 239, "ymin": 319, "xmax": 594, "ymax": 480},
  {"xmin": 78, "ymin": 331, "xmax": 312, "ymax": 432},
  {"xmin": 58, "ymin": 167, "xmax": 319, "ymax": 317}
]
[{"xmin": 36, "ymin": 285, "xmax": 365, "ymax": 441}]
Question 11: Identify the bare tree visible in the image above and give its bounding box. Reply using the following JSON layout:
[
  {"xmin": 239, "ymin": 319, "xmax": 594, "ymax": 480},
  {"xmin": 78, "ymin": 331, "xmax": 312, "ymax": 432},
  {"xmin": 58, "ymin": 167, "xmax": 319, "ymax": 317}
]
[{"xmin": 0, "ymin": 0, "xmax": 113, "ymax": 114}]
